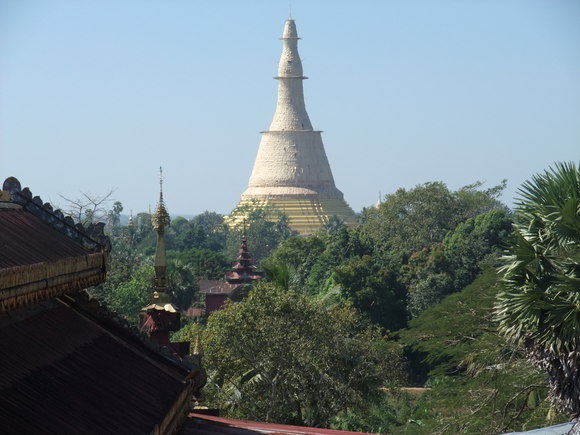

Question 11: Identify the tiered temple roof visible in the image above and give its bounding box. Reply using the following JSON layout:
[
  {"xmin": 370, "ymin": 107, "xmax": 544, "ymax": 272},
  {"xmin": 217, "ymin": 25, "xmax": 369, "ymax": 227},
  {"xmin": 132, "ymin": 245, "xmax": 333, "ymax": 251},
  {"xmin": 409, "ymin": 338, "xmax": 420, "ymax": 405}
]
[
  {"xmin": 0, "ymin": 176, "xmax": 199, "ymax": 435},
  {"xmin": 199, "ymin": 234, "xmax": 264, "ymax": 316},
  {"xmin": 225, "ymin": 234, "xmax": 265, "ymax": 284}
]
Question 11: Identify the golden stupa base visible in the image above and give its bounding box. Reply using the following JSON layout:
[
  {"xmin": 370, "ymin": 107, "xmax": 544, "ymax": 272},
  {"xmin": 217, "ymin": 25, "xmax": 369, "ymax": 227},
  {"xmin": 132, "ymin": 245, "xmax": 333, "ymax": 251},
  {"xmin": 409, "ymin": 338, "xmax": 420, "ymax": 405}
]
[{"xmin": 227, "ymin": 197, "xmax": 357, "ymax": 235}]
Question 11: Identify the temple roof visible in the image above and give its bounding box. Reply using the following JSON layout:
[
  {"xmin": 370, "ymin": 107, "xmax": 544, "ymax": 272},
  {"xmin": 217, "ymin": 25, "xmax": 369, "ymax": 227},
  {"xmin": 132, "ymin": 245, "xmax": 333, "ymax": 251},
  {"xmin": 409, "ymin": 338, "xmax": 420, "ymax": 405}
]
[
  {"xmin": 0, "ymin": 176, "xmax": 200, "ymax": 434},
  {"xmin": 226, "ymin": 235, "xmax": 264, "ymax": 284},
  {"xmin": 0, "ymin": 177, "xmax": 109, "ymax": 313},
  {"xmin": 198, "ymin": 280, "xmax": 241, "ymax": 296},
  {"xmin": 0, "ymin": 293, "xmax": 195, "ymax": 435},
  {"xmin": 0, "ymin": 206, "xmax": 95, "ymax": 268},
  {"xmin": 199, "ymin": 234, "xmax": 263, "ymax": 298}
]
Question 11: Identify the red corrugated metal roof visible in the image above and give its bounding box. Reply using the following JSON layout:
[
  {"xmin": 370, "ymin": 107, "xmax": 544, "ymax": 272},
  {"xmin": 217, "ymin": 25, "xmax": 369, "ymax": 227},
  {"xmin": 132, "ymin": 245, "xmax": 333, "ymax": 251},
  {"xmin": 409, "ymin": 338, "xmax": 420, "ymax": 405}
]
[
  {"xmin": 199, "ymin": 280, "xmax": 240, "ymax": 295},
  {"xmin": 0, "ymin": 207, "xmax": 90, "ymax": 268},
  {"xmin": 0, "ymin": 301, "xmax": 191, "ymax": 435},
  {"xmin": 182, "ymin": 413, "xmax": 376, "ymax": 435}
]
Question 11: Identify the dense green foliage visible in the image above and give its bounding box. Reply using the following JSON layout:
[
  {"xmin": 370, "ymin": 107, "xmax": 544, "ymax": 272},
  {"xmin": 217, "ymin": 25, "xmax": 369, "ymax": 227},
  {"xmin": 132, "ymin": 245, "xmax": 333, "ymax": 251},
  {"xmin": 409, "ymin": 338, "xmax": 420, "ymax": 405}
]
[
  {"xmin": 203, "ymin": 282, "xmax": 404, "ymax": 427},
  {"xmin": 323, "ymin": 271, "xmax": 568, "ymax": 434},
  {"xmin": 496, "ymin": 161, "xmax": 580, "ymax": 416},
  {"xmin": 225, "ymin": 201, "xmax": 296, "ymax": 263},
  {"xmin": 333, "ymin": 253, "xmax": 407, "ymax": 331},
  {"xmin": 166, "ymin": 211, "xmax": 228, "ymax": 252},
  {"xmin": 85, "ymin": 170, "xmax": 578, "ymax": 433},
  {"xmin": 392, "ymin": 271, "xmax": 566, "ymax": 434},
  {"xmin": 104, "ymin": 263, "xmax": 154, "ymax": 322},
  {"xmin": 264, "ymin": 181, "xmax": 512, "ymax": 328},
  {"xmin": 91, "ymin": 203, "xmax": 293, "ymax": 323},
  {"xmin": 360, "ymin": 180, "xmax": 507, "ymax": 257}
]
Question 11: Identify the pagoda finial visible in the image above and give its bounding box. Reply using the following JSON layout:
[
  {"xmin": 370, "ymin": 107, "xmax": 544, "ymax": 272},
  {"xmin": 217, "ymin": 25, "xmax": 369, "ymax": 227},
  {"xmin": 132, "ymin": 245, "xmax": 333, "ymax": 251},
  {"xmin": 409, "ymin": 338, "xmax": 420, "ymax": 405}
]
[
  {"xmin": 152, "ymin": 166, "xmax": 170, "ymax": 230},
  {"xmin": 159, "ymin": 166, "xmax": 164, "ymax": 199}
]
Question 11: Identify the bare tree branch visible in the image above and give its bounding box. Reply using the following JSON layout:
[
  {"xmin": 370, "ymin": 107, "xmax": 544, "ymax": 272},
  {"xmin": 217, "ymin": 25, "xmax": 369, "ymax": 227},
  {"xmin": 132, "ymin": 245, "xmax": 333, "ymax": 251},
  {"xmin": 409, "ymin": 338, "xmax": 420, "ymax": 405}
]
[{"xmin": 58, "ymin": 188, "xmax": 117, "ymax": 225}]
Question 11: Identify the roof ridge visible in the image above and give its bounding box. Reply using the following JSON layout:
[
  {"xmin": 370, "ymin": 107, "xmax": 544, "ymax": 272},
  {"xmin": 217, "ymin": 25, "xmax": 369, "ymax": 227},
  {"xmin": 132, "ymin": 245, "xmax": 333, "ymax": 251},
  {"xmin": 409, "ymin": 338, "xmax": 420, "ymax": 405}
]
[{"xmin": 2, "ymin": 177, "xmax": 110, "ymax": 253}]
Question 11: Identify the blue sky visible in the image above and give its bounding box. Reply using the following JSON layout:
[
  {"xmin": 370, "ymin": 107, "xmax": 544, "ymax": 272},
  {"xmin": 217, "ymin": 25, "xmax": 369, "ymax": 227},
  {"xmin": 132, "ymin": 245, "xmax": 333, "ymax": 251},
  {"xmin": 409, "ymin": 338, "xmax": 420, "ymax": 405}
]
[{"xmin": 1, "ymin": 0, "xmax": 579, "ymax": 217}]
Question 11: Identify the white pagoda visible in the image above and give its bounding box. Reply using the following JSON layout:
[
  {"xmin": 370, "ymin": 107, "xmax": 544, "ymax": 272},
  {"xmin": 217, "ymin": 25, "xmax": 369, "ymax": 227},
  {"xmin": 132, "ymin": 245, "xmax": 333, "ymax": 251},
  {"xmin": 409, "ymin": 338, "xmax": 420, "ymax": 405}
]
[{"xmin": 229, "ymin": 19, "xmax": 357, "ymax": 234}]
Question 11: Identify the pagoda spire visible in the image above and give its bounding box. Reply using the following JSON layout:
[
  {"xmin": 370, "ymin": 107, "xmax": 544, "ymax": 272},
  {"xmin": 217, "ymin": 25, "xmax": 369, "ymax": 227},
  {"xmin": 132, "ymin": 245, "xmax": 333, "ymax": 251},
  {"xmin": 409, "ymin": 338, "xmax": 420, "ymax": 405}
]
[
  {"xmin": 242, "ymin": 19, "xmax": 343, "ymax": 200},
  {"xmin": 269, "ymin": 19, "xmax": 312, "ymax": 131},
  {"xmin": 140, "ymin": 167, "xmax": 180, "ymax": 347},
  {"xmin": 152, "ymin": 166, "xmax": 170, "ymax": 293}
]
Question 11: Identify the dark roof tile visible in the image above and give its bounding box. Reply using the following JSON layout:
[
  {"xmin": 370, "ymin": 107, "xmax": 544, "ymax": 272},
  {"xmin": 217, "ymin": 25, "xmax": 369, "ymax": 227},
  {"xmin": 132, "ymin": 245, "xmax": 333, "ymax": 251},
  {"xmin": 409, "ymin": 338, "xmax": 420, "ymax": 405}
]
[
  {"xmin": 0, "ymin": 302, "xmax": 190, "ymax": 435},
  {"xmin": 0, "ymin": 207, "xmax": 90, "ymax": 268}
]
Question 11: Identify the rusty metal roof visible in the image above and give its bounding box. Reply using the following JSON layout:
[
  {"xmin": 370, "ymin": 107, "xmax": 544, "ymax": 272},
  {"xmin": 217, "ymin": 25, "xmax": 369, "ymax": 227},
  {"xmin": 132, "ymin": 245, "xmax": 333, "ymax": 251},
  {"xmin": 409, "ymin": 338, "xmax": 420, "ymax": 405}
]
[
  {"xmin": 0, "ymin": 206, "xmax": 108, "ymax": 312},
  {"xmin": 199, "ymin": 280, "xmax": 240, "ymax": 295},
  {"xmin": 0, "ymin": 300, "xmax": 191, "ymax": 435},
  {"xmin": 0, "ymin": 206, "xmax": 91, "ymax": 268},
  {"xmin": 182, "ymin": 413, "xmax": 375, "ymax": 435}
]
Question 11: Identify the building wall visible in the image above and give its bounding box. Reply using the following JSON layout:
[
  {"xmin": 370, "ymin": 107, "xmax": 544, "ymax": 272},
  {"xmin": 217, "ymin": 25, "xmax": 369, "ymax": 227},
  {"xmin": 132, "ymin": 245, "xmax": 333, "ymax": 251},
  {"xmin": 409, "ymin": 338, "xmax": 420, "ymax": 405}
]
[{"xmin": 205, "ymin": 294, "xmax": 229, "ymax": 316}]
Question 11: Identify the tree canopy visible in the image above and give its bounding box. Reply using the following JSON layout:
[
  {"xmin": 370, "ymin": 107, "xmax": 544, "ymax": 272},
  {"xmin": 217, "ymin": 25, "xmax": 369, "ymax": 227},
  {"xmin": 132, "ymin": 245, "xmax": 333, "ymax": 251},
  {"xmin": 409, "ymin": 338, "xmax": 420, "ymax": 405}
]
[
  {"xmin": 360, "ymin": 180, "xmax": 507, "ymax": 256},
  {"xmin": 394, "ymin": 270, "xmax": 567, "ymax": 434},
  {"xmin": 203, "ymin": 283, "xmax": 404, "ymax": 427}
]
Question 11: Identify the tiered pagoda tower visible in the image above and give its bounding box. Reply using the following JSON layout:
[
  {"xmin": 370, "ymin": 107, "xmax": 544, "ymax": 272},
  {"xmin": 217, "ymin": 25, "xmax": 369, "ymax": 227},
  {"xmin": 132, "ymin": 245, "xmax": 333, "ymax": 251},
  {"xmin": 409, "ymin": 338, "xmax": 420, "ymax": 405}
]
[
  {"xmin": 199, "ymin": 231, "xmax": 264, "ymax": 317},
  {"xmin": 229, "ymin": 19, "xmax": 357, "ymax": 234},
  {"xmin": 225, "ymin": 232, "xmax": 265, "ymax": 285}
]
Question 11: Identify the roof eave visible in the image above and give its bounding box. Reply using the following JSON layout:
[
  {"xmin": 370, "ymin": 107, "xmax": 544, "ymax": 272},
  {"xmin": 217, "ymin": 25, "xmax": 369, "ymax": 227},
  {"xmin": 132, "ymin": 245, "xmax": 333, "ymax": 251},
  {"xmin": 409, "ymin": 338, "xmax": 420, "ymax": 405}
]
[{"xmin": 0, "ymin": 252, "xmax": 107, "ymax": 313}]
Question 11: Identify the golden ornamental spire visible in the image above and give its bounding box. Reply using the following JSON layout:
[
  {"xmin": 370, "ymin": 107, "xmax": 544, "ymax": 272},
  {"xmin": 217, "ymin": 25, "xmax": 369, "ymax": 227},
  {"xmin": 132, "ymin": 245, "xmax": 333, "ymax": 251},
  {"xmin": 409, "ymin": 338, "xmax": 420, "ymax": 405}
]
[
  {"xmin": 151, "ymin": 166, "xmax": 170, "ymax": 230},
  {"xmin": 151, "ymin": 167, "xmax": 170, "ymax": 293},
  {"xmin": 139, "ymin": 167, "xmax": 180, "ymax": 347}
]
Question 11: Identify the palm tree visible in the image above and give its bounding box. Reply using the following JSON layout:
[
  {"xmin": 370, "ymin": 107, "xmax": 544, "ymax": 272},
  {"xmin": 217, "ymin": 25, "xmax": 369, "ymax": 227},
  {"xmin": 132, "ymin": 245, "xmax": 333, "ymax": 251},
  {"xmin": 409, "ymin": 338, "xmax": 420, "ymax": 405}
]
[{"xmin": 496, "ymin": 161, "xmax": 580, "ymax": 415}]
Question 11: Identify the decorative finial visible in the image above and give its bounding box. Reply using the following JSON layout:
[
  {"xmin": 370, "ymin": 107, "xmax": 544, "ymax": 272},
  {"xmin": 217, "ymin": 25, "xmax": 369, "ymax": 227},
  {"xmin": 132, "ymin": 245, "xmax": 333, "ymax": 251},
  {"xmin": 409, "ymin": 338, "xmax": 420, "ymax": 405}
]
[
  {"xmin": 151, "ymin": 166, "xmax": 170, "ymax": 230},
  {"xmin": 289, "ymin": 4, "xmax": 292, "ymax": 19}
]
